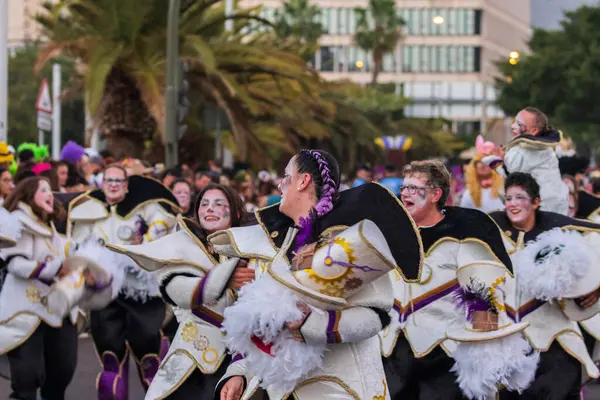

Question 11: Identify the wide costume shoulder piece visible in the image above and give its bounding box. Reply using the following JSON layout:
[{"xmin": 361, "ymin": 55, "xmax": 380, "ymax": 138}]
[
  {"xmin": 210, "ymin": 183, "xmax": 422, "ymax": 400},
  {"xmin": 68, "ymin": 175, "xmax": 180, "ymax": 301},
  {"xmin": 489, "ymin": 210, "xmax": 600, "ymax": 380},
  {"xmin": 107, "ymin": 216, "xmax": 237, "ymax": 400},
  {"xmin": 576, "ymin": 190, "xmax": 600, "ymax": 222}
]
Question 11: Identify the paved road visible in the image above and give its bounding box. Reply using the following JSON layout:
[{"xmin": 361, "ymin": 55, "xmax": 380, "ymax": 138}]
[
  {"xmin": 0, "ymin": 337, "xmax": 144, "ymax": 399},
  {"xmin": 1, "ymin": 338, "xmax": 600, "ymax": 399}
]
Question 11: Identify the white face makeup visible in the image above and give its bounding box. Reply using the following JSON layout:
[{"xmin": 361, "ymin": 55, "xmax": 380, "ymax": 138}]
[
  {"xmin": 172, "ymin": 182, "xmax": 192, "ymax": 211},
  {"xmin": 504, "ymin": 186, "xmax": 536, "ymax": 228},
  {"xmin": 278, "ymin": 157, "xmax": 298, "ymax": 216},
  {"xmin": 400, "ymin": 176, "xmax": 436, "ymax": 224},
  {"xmin": 198, "ymin": 189, "xmax": 232, "ymax": 233},
  {"xmin": 510, "ymin": 111, "xmax": 528, "ymax": 138},
  {"xmin": 34, "ymin": 180, "xmax": 54, "ymax": 214}
]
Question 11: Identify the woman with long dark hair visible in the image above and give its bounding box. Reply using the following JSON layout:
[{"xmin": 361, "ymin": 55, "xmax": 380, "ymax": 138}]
[
  {"xmin": 0, "ymin": 177, "xmax": 79, "ymax": 400},
  {"xmin": 109, "ymin": 183, "xmax": 248, "ymax": 399}
]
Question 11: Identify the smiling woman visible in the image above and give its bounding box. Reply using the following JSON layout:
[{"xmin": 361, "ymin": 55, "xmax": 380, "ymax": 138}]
[{"xmin": 195, "ymin": 184, "xmax": 247, "ymax": 235}]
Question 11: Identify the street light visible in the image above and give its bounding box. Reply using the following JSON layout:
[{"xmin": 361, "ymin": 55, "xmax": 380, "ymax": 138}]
[
  {"xmin": 509, "ymin": 51, "xmax": 520, "ymax": 59},
  {"xmin": 433, "ymin": 16, "xmax": 444, "ymax": 24},
  {"xmin": 509, "ymin": 57, "xmax": 518, "ymax": 65},
  {"xmin": 356, "ymin": 60, "xmax": 364, "ymax": 69},
  {"xmin": 165, "ymin": 0, "xmax": 181, "ymax": 168}
]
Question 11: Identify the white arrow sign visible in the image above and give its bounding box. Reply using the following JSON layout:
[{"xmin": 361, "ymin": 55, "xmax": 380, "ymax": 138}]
[{"xmin": 36, "ymin": 79, "xmax": 52, "ymax": 113}]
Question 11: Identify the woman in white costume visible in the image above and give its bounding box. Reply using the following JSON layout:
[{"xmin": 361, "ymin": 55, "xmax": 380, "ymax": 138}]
[
  {"xmin": 0, "ymin": 176, "xmax": 104, "ymax": 400},
  {"xmin": 191, "ymin": 149, "xmax": 424, "ymax": 400},
  {"xmin": 109, "ymin": 183, "xmax": 250, "ymax": 399},
  {"xmin": 489, "ymin": 172, "xmax": 600, "ymax": 399}
]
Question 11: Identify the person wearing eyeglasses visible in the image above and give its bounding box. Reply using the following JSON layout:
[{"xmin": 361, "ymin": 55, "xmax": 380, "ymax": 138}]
[
  {"xmin": 67, "ymin": 164, "xmax": 180, "ymax": 400},
  {"xmin": 380, "ymin": 160, "xmax": 537, "ymax": 400}
]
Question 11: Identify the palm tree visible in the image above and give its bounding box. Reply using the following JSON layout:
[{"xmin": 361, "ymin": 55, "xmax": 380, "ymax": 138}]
[
  {"xmin": 354, "ymin": 0, "xmax": 404, "ymax": 86},
  {"xmin": 273, "ymin": 0, "xmax": 325, "ymax": 61},
  {"xmin": 35, "ymin": 0, "xmax": 329, "ymax": 161}
]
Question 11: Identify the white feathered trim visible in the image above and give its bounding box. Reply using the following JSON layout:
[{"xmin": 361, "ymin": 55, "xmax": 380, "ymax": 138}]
[
  {"xmin": 120, "ymin": 263, "xmax": 159, "ymax": 302},
  {"xmin": 512, "ymin": 228, "xmax": 592, "ymax": 301},
  {"xmin": 72, "ymin": 240, "xmax": 126, "ymax": 300},
  {"xmin": 450, "ymin": 334, "xmax": 539, "ymax": 400},
  {"xmin": 222, "ymin": 277, "xmax": 326, "ymax": 393},
  {"xmin": 0, "ymin": 207, "xmax": 22, "ymax": 243}
]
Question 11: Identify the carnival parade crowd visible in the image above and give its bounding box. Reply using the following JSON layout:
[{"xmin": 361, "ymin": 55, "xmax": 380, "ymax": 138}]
[{"xmin": 1, "ymin": 107, "xmax": 600, "ymax": 400}]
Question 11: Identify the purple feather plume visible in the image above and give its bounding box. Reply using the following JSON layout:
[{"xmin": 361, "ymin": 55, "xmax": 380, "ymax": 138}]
[
  {"xmin": 453, "ymin": 287, "xmax": 493, "ymax": 321},
  {"xmin": 295, "ymin": 215, "xmax": 313, "ymax": 252}
]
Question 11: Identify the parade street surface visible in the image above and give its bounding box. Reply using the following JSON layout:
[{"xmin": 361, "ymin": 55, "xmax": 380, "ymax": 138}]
[{"xmin": 0, "ymin": 338, "xmax": 145, "ymax": 399}]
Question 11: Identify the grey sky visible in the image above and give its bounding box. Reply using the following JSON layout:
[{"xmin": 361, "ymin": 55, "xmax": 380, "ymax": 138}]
[{"xmin": 531, "ymin": 0, "xmax": 599, "ymax": 28}]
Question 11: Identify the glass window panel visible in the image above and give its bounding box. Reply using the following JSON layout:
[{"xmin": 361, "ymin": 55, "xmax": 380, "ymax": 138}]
[
  {"xmin": 431, "ymin": 46, "xmax": 440, "ymax": 73},
  {"xmin": 421, "ymin": 45, "xmax": 430, "ymax": 72},
  {"xmin": 466, "ymin": 9, "xmax": 475, "ymax": 35},
  {"xmin": 439, "ymin": 46, "xmax": 448, "ymax": 72},
  {"xmin": 320, "ymin": 47, "xmax": 334, "ymax": 72},
  {"xmin": 349, "ymin": 8, "xmax": 357, "ymax": 34},
  {"xmin": 338, "ymin": 9, "xmax": 346, "ymax": 35},
  {"xmin": 448, "ymin": 46, "xmax": 457, "ymax": 72},
  {"xmin": 448, "ymin": 8, "xmax": 456, "ymax": 35},
  {"xmin": 330, "ymin": 7, "xmax": 338, "ymax": 34},
  {"xmin": 321, "ymin": 8, "xmax": 330, "ymax": 34},
  {"xmin": 410, "ymin": 9, "xmax": 419, "ymax": 36},
  {"xmin": 402, "ymin": 45, "xmax": 411, "ymax": 72}
]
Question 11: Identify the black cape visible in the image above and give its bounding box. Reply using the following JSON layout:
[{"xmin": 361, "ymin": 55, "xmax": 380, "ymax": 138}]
[
  {"xmin": 255, "ymin": 183, "xmax": 423, "ymax": 281},
  {"xmin": 85, "ymin": 175, "xmax": 180, "ymax": 217},
  {"xmin": 576, "ymin": 190, "xmax": 600, "ymax": 220},
  {"xmin": 419, "ymin": 207, "xmax": 513, "ymax": 271},
  {"xmin": 507, "ymin": 129, "xmax": 562, "ymax": 149},
  {"xmin": 489, "ymin": 210, "xmax": 600, "ymax": 243}
]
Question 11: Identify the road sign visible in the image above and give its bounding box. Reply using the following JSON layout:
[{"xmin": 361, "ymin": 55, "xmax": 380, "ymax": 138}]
[
  {"xmin": 36, "ymin": 79, "xmax": 52, "ymax": 113},
  {"xmin": 37, "ymin": 111, "xmax": 52, "ymax": 131}
]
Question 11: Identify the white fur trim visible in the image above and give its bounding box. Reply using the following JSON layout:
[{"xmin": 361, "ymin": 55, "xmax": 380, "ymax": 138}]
[
  {"xmin": 512, "ymin": 228, "xmax": 593, "ymax": 301},
  {"xmin": 72, "ymin": 239, "xmax": 126, "ymax": 301},
  {"xmin": 164, "ymin": 275, "xmax": 203, "ymax": 309},
  {"xmin": 450, "ymin": 333, "xmax": 539, "ymax": 400},
  {"xmin": 222, "ymin": 277, "xmax": 326, "ymax": 393}
]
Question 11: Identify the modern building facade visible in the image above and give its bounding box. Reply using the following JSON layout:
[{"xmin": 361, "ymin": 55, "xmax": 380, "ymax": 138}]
[
  {"xmin": 7, "ymin": 0, "xmax": 54, "ymax": 51},
  {"xmin": 242, "ymin": 0, "xmax": 532, "ymax": 142}
]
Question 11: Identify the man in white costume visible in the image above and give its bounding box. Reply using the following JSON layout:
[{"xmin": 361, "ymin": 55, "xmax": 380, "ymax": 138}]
[
  {"xmin": 68, "ymin": 164, "xmax": 179, "ymax": 400},
  {"xmin": 490, "ymin": 172, "xmax": 600, "ymax": 399},
  {"xmin": 380, "ymin": 160, "xmax": 538, "ymax": 400}
]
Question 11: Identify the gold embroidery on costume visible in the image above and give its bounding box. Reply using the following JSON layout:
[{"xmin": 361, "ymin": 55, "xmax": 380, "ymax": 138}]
[
  {"xmin": 181, "ymin": 322, "xmax": 198, "ymax": 342},
  {"xmin": 372, "ymin": 380, "xmax": 387, "ymax": 400},
  {"xmin": 26, "ymin": 286, "xmax": 41, "ymax": 302},
  {"xmin": 306, "ymin": 237, "xmax": 357, "ymax": 297},
  {"xmin": 202, "ymin": 348, "xmax": 218, "ymax": 364},
  {"xmin": 193, "ymin": 336, "xmax": 209, "ymax": 352}
]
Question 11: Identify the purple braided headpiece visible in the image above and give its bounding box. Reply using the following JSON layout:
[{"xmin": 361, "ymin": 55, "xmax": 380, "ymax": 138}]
[{"xmin": 295, "ymin": 150, "xmax": 336, "ymax": 250}]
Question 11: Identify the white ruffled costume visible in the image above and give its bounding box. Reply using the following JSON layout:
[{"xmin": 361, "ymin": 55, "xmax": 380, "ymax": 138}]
[
  {"xmin": 108, "ymin": 217, "xmax": 236, "ymax": 400},
  {"xmin": 208, "ymin": 218, "xmax": 414, "ymax": 400},
  {"xmin": 500, "ymin": 225, "xmax": 600, "ymax": 381}
]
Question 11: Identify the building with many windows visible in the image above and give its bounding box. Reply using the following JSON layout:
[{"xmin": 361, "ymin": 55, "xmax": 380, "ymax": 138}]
[{"xmin": 243, "ymin": 0, "xmax": 532, "ymax": 142}]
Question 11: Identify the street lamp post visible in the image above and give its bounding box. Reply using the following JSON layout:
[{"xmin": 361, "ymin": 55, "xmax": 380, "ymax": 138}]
[
  {"xmin": 0, "ymin": 0, "xmax": 8, "ymax": 142},
  {"xmin": 165, "ymin": 0, "xmax": 180, "ymax": 168}
]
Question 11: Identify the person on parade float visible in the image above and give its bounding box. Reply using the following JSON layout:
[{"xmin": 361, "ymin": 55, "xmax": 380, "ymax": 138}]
[
  {"xmin": 0, "ymin": 176, "xmax": 119, "ymax": 400},
  {"xmin": 379, "ymin": 160, "xmax": 537, "ymax": 400},
  {"xmin": 107, "ymin": 183, "xmax": 249, "ymax": 399},
  {"xmin": 488, "ymin": 172, "xmax": 600, "ymax": 399},
  {"xmin": 459, "ymin": 135, "xmax": 505, "ymax": 213},
  {"xmin": 67, "ymin": 164, "xmax": 180, "ymax": 399},
  {"xmin": 154, "ymin": 150, "xmax": 422, "ymax": 400},
  {"xmin": 482, "ymin": 107, "xmax": 569, "ymax": 215}
]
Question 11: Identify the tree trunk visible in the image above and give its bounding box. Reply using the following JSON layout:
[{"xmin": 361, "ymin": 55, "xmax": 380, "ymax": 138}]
[
  {"xmin": 105, "ymin": 131, "xmax": 145, "ymax": 160},
  {"xmin": 371, "ymin": 56, "xmax": 382, "ymax": 87}
]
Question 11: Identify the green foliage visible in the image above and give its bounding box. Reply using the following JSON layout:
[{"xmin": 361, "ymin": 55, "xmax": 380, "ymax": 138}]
[
  {"xmin": 354, "ymin": 0, "xmax": 404, "ymax": 85},
  {"xmin": 272, "ymin": 0, "xmax": 325, "ymax": 60},
  {"xmin": 7, "ymin": 44, "xmax": 84, "ymax": 149},
  {"xmin": 495, "ymin": 5, "xmax": 600, "ymax": 147}
]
